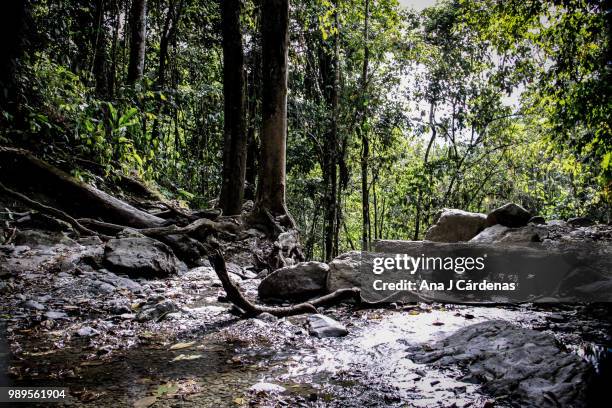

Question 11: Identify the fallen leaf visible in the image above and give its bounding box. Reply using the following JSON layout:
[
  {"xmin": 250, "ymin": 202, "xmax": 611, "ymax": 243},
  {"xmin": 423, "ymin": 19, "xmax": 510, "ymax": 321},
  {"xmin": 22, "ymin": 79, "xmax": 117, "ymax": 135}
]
[{"xmin": 233, "ymin": 397, "xmax": 245, "ymax": 405}]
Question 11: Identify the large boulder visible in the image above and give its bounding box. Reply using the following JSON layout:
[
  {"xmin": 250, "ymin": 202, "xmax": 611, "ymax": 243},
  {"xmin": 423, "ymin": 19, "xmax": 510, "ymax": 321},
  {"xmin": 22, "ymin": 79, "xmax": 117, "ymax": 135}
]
[
  {"xmin": 258, "ymin": 261, "xmax": 329, "ymax": 301},
  {"xmin": 326, "ymin": 251, "xmax": 362, "ymax": 292},
  {"xmin": 486, "ymin": 203, "xmax": 531, "ymax": 227},
  {"xmin": 409, "ymin": 320, "xmax": 590, "ymax": 407},
  {"xmin": 424, "ymin": 209, "xmax": 487, "ymax": 242},
  {"xmin": 104, "ymin": 237, "xmax": 183, "ymax": 278}
]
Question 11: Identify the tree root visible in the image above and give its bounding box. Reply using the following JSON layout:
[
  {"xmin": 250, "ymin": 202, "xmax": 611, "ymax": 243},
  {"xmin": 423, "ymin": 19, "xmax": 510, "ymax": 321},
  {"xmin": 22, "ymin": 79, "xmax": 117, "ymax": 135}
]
[
  {"xmin": 208, "ymin": 250, "xmax": 362, "ymax": 317},
  {"xmin": 79, "ymin": 216, "xmax": 237, "ymax": 240},
  {"xmin": 0, "ymin": 182, "xmax": 110, "ymax": 239}
]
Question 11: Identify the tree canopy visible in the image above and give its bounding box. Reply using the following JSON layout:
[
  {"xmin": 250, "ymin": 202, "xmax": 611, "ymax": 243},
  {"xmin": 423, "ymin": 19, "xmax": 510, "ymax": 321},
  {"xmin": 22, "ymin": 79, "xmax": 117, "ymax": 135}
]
[{"xmin": 1, "ymin": 0, "xmax": 610, "ymax": 260}]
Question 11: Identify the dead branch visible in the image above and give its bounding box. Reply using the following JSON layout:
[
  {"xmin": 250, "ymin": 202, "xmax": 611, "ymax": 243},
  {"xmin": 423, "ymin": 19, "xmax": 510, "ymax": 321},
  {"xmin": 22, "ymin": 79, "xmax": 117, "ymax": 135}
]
[
  {"xmin": 208, "ymin": 250, "xmax": 361, "ymax": 317},
  {"xmin": 0, "ymin": 182, "xmax": 110, "ymax": 239}
]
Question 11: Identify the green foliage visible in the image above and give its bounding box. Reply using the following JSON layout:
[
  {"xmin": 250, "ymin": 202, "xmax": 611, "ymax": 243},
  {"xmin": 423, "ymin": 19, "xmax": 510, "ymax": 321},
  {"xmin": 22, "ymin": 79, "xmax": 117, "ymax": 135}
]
[{"xmin": 3, "ymin": 0, "xmax": 609, "ymax": 261}]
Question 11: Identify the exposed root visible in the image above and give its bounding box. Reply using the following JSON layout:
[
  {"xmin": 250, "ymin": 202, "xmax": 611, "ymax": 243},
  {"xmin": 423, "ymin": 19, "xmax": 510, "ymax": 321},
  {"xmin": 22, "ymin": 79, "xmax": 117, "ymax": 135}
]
[
  {"xmin": 0, "ymin": 182, "xmax": 110, "ymax": 239},
  {"xmin": 208, "ymin": 250, "xmax": 361, "ymax": 317}
]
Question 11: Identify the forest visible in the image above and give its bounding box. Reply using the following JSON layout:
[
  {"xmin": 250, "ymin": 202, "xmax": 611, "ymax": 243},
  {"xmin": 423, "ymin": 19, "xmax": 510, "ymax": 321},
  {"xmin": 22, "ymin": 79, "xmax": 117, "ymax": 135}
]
[
  {"xmin": 0, "ymin": 0, "xmax": 611, "ymax": 407},
  {"xmin": 1, "ymin": 0, "xmax": 610, "ymax": 260}
]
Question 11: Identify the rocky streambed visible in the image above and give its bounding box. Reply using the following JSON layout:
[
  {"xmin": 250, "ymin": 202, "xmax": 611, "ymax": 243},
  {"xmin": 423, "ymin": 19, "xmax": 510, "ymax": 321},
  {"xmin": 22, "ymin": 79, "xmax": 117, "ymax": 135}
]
[{"xmin": 1, "ymin": 226, "xmax": 611, "ymax": 407}]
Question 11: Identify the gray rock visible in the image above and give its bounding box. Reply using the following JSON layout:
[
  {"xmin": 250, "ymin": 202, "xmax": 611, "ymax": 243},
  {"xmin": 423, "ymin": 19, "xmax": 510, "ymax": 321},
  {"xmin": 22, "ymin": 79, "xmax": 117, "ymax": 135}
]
[
  {"xmin": 567, "ymin": 217, "xmax": 594, "ymax": 227},
  {"xmin": 408, "ymin": 320, "xmax": 590, "ymax": 407},
  {"xmin": 44, "ymin": 311, "xmax": 68, "ymax": 320},
  {"xmin": 258, "ymin": 261, "xmax": 329, "ymax": 301},
  {"xmin": 547, "ymin": 219, "xmax": 567, "ymax": 227},
  {"xmin": 76, "ymin": 326, "xmax": 99, "ymax": 337},
  {"xmin": 14, "ymin": 230, "xmax": 77, "ymax": 248},
  {"xmin": 486, "ymin": 203, "xmax": 532, "ymax": 227},
  {"xmin": 469, "ymin": 224, "xmax": 510, "ymax": 243},
  {"xmin": 307, "ymin": 314, "xmax": 348, "ymax": 338},
  {"xmin": 505, "ymin": 227, "xmax": 544, "ymax": 243},
  {"xmin": 96, "ymin": 270, "xmax": 143, "ymax": 293},
  {"xmin": 425, "ymin": 209, "xmax": 487, "ymax": 242},
  {"xmin": 326, "ymin": 251, "xmax": 362, "ymax": 292},
  {"xmin": 23, "ymin": 300, "xmax": 45, "ymax": 310},
  {"xmin": 106, "ymin": 298, "xmax": 132, "ymax": 315},
  {"xmin": 84, "ymin": 279, "xmax": 116, "ymax": 295},
  {"xmin": 104, "ymin": 237, "xmax": 182, "ymax": 278},
  {"xmin": 227, "ymin": 262, "xmax": 257, "ymax": 279},
  {"xmin": 136, "ymin": 299, "xmax": 179, "ymax": 322}
]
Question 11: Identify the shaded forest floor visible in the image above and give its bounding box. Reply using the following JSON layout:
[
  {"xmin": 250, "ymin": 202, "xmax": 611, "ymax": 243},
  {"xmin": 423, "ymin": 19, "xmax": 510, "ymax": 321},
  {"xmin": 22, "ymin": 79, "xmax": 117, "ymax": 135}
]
[{"xmin": 1, "ymin": 227, "xmax": 611, "ymax": 407}]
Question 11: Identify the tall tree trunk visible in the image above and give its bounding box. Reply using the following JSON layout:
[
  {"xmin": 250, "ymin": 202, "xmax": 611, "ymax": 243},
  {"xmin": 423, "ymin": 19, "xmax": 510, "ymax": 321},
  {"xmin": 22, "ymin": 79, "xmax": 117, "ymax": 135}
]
[
  {"xmin": 219, "ymin": 0, "xmax": 247, "ymax": 216},
  {"xmin": 360, "ymin": 0, "xmax": 371, "ymax": 251},
  {"xmin": 319, "ymin": 1, "xmax": 340, "ymax": 261},
  {"xmin": 413, "ymin": 102, "xmax": 436, "ymax": 240},
  {"xmin": 245, "ymin": 3, "xmax": 262, "ymax": 201},
  {"xmin": 256, "ymin": 0, "xmax": 291, "ymax": 217},
  {"xmin": 127, "ymin": 0, "xmax": 147, "ymax": 84},
  {"xmin": 108, "ymin": 0, "xmax": 121, "ymax": 96},
  {"xmin": 92, "ymin": 0, "xmax": 109, "ymax": 97}
]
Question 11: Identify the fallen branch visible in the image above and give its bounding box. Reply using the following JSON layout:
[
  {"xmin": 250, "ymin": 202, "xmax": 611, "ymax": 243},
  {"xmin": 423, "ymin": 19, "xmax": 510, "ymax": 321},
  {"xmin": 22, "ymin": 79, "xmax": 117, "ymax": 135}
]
[
  {"xmin": 0, "ymin": 182, "xmax": 110, "ymax": 239},
  {"xmin": 208, "ymin": 250, "xmax": 362, "ymax": 317}
]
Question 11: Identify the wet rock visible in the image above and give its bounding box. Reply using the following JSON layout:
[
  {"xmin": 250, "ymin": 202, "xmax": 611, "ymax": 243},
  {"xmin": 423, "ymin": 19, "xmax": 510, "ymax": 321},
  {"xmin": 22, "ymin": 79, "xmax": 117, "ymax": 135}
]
[
  {"xmin": 227, "ymin": 262, "xmax": 257, "ymax": 279},
  {"xmin": 104, "ymin": 237, "xmax": 183, "ymax": 278},
  {"xmin": 568, "ymin": 217, "xmax": 594, "ymax": 227},
  {"xmin": 306, "ymin": 314, "xmax": 348, "ymax": 338},
  {"xmin": 529, "ymin": 216, "xmax": 546, "ymax": 225},
  {"xmin": 327, "ymin": 251, "xmax": 362, "ymax": 292},
  {"xmin": 409, "ymin": 320, "xmax": 590, "ymax": 407},
  {"xmin": 425, "ymin": 209, "xmax": 487, "ymax": 242},
  {"xmin": 96, "ymin": 270, "xmax": 144, "ymax": 293},
  {"xmin": 547, "ymin": 220, "xmax": 567, "ymax": 227},
  {"xmin": 106, "ymin": 298, "xmax": 132, "ymax": 315},
  {"xmin": 258, "ymin": 261, "xmax": 329, "ymax": 301},
  {"xmin": 76, "ymin": 326, "xmax": 99, "ymax": 337},
  {"xmin": 486, "ymin": 203, "xmax": 532, "ymax": 228},
  {"xmin": 249, "ymin": 382, "xmax": 286, "ymax": 394},
  {"xmin": 44, "ymin": 311, "xmax": 68, "ymax": 320},
  {"xmin": 14, "ymin": 230, "xmax": 77, "ymax": 248},
  {"xmin": 83, "ymin": 278, "xmax": 116, "ymax": 295},
  {"xmin": 23, "ymin": 300, "xmax": 45, "ymax": 310},
  {"xmin": 136, "ymin": 299, "xmax": 179, "ymax": 322}
]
